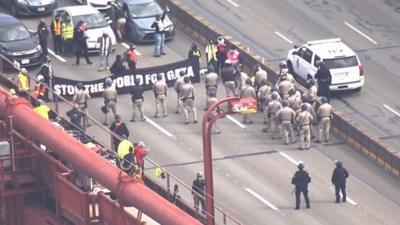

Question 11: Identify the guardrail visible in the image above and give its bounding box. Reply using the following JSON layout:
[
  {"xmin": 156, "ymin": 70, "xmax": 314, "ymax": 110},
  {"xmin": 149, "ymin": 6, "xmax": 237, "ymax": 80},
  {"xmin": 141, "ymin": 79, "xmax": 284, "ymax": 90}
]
[{"xmin": 158, "ymin": 0, "xmax": 400, "ymax": 178}]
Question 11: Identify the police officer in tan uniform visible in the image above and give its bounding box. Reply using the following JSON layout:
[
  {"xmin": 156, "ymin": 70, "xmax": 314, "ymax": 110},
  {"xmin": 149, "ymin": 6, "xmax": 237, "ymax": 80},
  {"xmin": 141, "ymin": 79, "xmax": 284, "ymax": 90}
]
[
  {"xmin": 264, "ymin": 93, "xmax": 282, "ymax": 139},
  {"xmin": 288, "ymin": 88, "xmax": 302, "ymax": 114},
  {"xmin": 276, "ymin": 100, "xmax": 296, "ymax": 145},
  {"xmin": 317, "ymin": 97, "xmax": 332, "ymax": 143},
  {"xmin": 103, "ymin": 78, "xmax": 118, "ymax": 125},
  {"xmin": 72, "ymin": 82, "xmax": 91, "ymax": 127},
  {"xmin": 174, "ymin": 71, "xmax": 186, "ymax": 114},
  {"xmin": 240, "ymin": 78, "xmax": 256, "ymax": 124},
  {"xmin": 153, "ymin": 74, "xmax": 168, "ymax": 118},
  {"xmin": 204, "ymin": 66, "xmax": 218, "ymax": 109},
  {"xmin": 254, "ymin": 64, "xmax": 268, "ymax": 91},
  {"xmin": 206, "ymin": 91, "xmax": 221, "ymax": 134},
  {"xmin": 180, "ymin": 77, "xmax": 197, "ymax": 124},
  {"xmin": 276, "ymin": 72, "xmax": 293, "ymax": 100},
  {"xmin": 258, "ymin": 79, "xmax": 272, "ymax": 124},
  {"xmin": 297, "ymin": 104, "xmax": 314, "ymax": 150},
  {"xmin": 300, "ymin": 94, "xmax": 316, "ymax": 139},
  {"xmin": 306, "ymin": 79, "xmax": 318, "ymax": 117}
]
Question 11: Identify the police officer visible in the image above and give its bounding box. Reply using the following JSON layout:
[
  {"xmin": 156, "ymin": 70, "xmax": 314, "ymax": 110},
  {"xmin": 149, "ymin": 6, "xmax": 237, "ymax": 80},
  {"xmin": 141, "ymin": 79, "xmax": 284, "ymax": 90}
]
[
  {"xmin": 276, "ymin": 100, "xmax": 296, "ymax": 144},
  {"xmin": 254, "ymin": 64, "xmax": 268, "ymax": 91},
  {"xmin": 103, "ymin": 78, "xmax": 118, "ymax": 125},
  {"xmin": 192, "ymin": 172, "xmax": 206, "ymax": 214},
  {"xmin": 74, "ymin": 22, "xmax": 92, "ymax": 65},
  {"xmin": 72, "ymin": 82, "xmax": 91, "ymax": 127},
  {"xmin": 276, "ymin": 72, "xmax": 293, "ymax": 100},
  {"xmin": 291, "ymin": 161, "xmax": 311, "ymax": 209},
  {"xmin": 264, "ymin": 93, "xmax": 282, "ymax": 139},
  {"xmin": 188, "ymin": 43, "xmax": 201, "ymax": 75},
  {"xmin": 204, "ymin": 66, "xmax": 218, "ymax": 110},
  {"xmin": 300, "ymin": 94, "xmax": 316, "ymax": 139},
  {"xmin": 152, "ymin": 74, "xmax": 168, "ymax": 118},
  {"xmin": 315, "ymin": 61, "xmax": 332, "ymax": 102},
  {"xmin": 206, "ymin": 91, "xmax": 221, "ymax": 134},
  {"xmin": 288, "ymin": 88, "xmax": 301, "ymax": 114},
  {"xmin": 130, "ymin": 78, "xmax": 145, "ymax": 122},
  {"xmin": 37, "ymin": 19, "xmax": 49, "ymax": 57},
  {"xmin": 331, "ymin": 160, "xmax": 349, "ymax": 203},
  {"xmin": 317, "ymin": 97, "xmax": 332, "ymax": 143},
  {"xmin": 306, "ymin": 79, "xmax": 318, "ymax": 115},
  {"xmin": 174, "ymin": 71, "xmax": 186, "ymax": 114},
  {"xmin": 221, "ymin": 59, "xmax": 236, "ymax": 97},
  {"xmin": 240, "ymin": 78, "xmax": 256, "ymax": 124},
  {"xmin": 297, "ymin": 104, "xmax": 314, "ymax": 150},
  {"xmin": 237, "ymin": 64, "xmax": 249, "ymax": 91},
  {"xmin": 180, "ymin": 77, "xmax": 197, "ymax": 124},
  {"xmin": 257, "ymin": 79, "xmax": 272, "ymax": 124}
]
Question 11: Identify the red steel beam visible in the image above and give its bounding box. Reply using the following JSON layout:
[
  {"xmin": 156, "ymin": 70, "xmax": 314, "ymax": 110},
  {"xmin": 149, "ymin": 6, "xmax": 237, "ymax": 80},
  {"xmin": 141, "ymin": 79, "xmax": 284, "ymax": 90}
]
[{"xmin": 0, "ymin": 88, "xmax": 201, "ymax": 225}]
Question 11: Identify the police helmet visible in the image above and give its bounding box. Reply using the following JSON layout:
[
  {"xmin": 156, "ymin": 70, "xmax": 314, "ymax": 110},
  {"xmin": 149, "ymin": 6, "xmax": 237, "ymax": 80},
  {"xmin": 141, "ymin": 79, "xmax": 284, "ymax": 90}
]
[
  {"xmin": 320, "ymin": 97, "xmax": 328, "ymax": 104},
  {"xmin": 196, "ymin": 172, "xmax": 203, "ymax": 178},
  {"xmin": 301, "ymin": 104, "xmax": 308, "ymax": 111},
  {"xmin": 301, "ymin": 94, "xmax": 307, "ymax": 102},
  {"xmin": 183, "ymin": 76, "xmax": 190, "ymax": 83},
  {"xmin": 297, "ymin": 161, "xmax": 304, "ymax": 169},
  {"xmin": 245, "ymin": 78, "xmax": 252, "ymax": 85},
  {"xmin": 282, "ymin": 100, "xmax": 289, "ymax": 107},
  {"xmin": 260, "ymin": 79, "xmax": 268, "ymax": 86},
  {"xmin": 279, "ymin": 61, "xmax": 287, "ymax": 69},
  {"xmin": 281, "ymin": 68, "xmax": 289, "ymax": 76},
  {"xmin": 105, "ymin": 78, "xmax": 112, "ymax": 86},
  {"xmin": 335, "ymin": 160, "xmax": 342, "ymax": 167},
  {"xmin": 156, "ymin": 73, "xmax": 163, "ymax": 80},
  {"xmin": 76, "ymin": 82, "xmax": 83, "ymax": 90},
  {"xmin": 288, "ymin": 88, "xmax": 296, "ymax": 96},
  {"xmin": 271, "ymin": 92, "xmax": 278, "ymax": 100}
]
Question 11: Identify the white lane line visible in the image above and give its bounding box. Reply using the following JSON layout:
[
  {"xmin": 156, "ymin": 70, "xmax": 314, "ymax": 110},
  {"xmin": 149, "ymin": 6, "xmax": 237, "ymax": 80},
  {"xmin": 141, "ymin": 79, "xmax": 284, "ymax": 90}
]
[
  {"xmin": 47, "ymin": 49, "xmax": 66, "ymax": 63},
  {"xmin": 226, "ymin": 115, "xmax": 246, "ymax": 129},
  {"xmin": 344, "ymin": 21, "xmax": 378, "ymax": 45},
  {"xmin": 329, "ymin": 187, "xmax": 358, "ymax": 205},
  {"xmin": 121, "ymin": 42, "xmax": 142, "ymax": 56},
  {"xmin": 226, "ymin": 0, "xmax": 239, "ymax": 7},
  {"xmin": 383, "ymin": 104, "xmax": 400, "ymax": 117},
  {"xmin": 274, "ymin": 31, "xmax": 294, "ymax": 44},
  {"xmin": 278, "ymin": 152, "xmax": 298, "ymax": 165},
  {"xmin": 144, "ymin": 116, "xmax": 174, "ymax": 138},
  {"xmin": 245, "ymin": 188, "xmax": 279, "ymax": 211}
]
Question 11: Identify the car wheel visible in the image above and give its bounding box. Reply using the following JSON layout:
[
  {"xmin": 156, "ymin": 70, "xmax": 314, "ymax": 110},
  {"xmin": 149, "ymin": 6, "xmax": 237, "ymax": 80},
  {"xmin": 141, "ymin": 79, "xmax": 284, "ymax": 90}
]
[
  {"xmin": 11, "ymin": 4, "xmax": 19, "ymax": 17},
  {"xmin": 354, "ymin": 87, "xmax": 362, "ymax": 92}
]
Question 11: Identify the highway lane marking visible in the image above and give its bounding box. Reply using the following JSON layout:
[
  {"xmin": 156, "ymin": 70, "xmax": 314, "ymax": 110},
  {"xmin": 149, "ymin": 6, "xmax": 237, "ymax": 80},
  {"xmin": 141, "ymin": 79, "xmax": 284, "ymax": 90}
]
[
  {"xmin": 383, "ymin": 104, "xmax": 400, "ymax": 117},
  {"xmin": 47, "ymin": 49, "xmax": 67, "ymax": 63},
  {"xmin": 278, "ymin": 152, "xmax": 298, "ymax": 165},
  {"xmin": 274, "ymin": 31, "xmax": 294, "ymax": 44},
  {"xmin": 226, "ymin": 115, "xmax": 246, "ymax": 129},
  {"xmin": 328, "ymin": 187, "xmax": 358, "ymax": 205},
  {"xmin": 226, "ymin": 0, "xmax": 239, "ymax": 7},
  {"xmin": 144, "ymin": 116, "xmax": 175, "ymax": 138},
  {"xmin": 121, "ymin": 42, "xmax": 142, "ymax": 56},
  {"xmin": 245, "ymin": 188, "xmax": 279, "ymax": 211},
  {"xmin": 344, "ymin": 21, "xmax": 378, "ymax": 45}
]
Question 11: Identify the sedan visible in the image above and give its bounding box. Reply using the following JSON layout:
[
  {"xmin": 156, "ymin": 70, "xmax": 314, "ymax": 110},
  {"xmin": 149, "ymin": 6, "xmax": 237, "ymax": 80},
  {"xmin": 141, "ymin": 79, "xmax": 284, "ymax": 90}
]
[
  {"xmin": 0, "ymin": 13, "xmax": 43, "ymax": 68},
  {"xmin": 75, "ymin": 0, "xmax": 111, "ymax": 12},
  {"xmin": 0, "ymin": 0, "xmax": 57, "ymax": 17},
  {"xmin": 121, "ymin": 0, "xmax": 174, "ymax": 43}
]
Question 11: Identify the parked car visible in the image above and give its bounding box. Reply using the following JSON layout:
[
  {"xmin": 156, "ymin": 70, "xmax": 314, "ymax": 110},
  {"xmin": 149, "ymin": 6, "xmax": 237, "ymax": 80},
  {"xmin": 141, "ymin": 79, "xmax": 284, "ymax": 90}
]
[
  {"xmin": 74, "ymin": 0, "xmax": 110, "ymax": 12},
  {"xmin": 286, "ymin": 38, "xmax": 364, "ymax": 91},
  {"xmin": 0, "ymin": 0, "xmax": 57, "ymax": 17},
  {"xmin": 54, "ymin": 5, "xmax": 116, "ymax": 52},
  {"xmin": 0, "ymin": 13, "xmax": 43, "ymax": 68},
  {"xmin": 121, "ymin": 0, "xmax": 174, "ymax": 43}
]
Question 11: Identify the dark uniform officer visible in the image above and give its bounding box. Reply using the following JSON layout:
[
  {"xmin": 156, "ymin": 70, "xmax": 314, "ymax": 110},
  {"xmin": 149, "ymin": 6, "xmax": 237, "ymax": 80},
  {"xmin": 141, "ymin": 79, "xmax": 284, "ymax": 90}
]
[
  {"xmin": 192, "ymin": 172, "xmax": 206, "ymax": 214},
  {"xmin": 291, "ymin": 161, "xmax": 311, "ymax": 209},
  {"xmin": 37, "ymin": 19, "xmax": 49, "ymax": 57},
  {"xmin": 220, "ymin": 59, "xmax": 236, "ymax": 97},
  {"xmin": 331, "ymin": 160, "xmax": 349, "ymax": 203},
  {"xmin": 314, "ymin": 62, "xmax": 332, "ymax": 102}
]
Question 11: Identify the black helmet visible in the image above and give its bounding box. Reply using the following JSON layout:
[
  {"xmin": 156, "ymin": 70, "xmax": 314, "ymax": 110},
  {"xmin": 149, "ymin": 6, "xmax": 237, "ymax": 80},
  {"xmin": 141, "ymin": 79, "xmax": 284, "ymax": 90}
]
[
  {"xmin": 320, "ymin": 97, "xmax": 328, "ymax": 104},
  {"xmin": 282, "ymin": 100, "xmax": 289, "ymax": 107},
  {"xmin": 335, "ymin": 160, "xmax": 342, "ymax": 167},
  {"xmin": 301, "ymin": 104, "xmax": 308, "ymax": 111},
  {"xmin": 297, "ymin": 161, "xmax": 304, "ymax": 169},
  {"xmin": 301, "ymin": 94, "xmax": 307, "ymax": 102},
  {"xmin": 76, "ymin": 82, "xmax": 83, "ymax": 90},
  {"xmin": 288, "ymin": 88, "xmax": 296, "ymax": 96},
  {"xmin": 279, "ymin": 61, "xmax": 287, "ymax": 69},
  {"xmin": 271, "ymin": 92, "xmax": 278, "ymax": 100},
  {"xmin": 260, "ymin": 79, "xmax": 268, "ymax": 86},
  {"xmin": 183, "ymin": 76, "xmax": 190, "ymax": 83},
  {"xmin": 156, "ymin": 73, "xmax": 163, "ymax": 80}
]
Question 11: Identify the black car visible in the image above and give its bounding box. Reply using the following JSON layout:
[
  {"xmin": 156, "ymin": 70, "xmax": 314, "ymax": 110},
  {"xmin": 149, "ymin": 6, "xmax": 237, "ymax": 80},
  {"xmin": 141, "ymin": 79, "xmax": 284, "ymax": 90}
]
[
  {"xmin": 1, "ymin": 0, "xmax": 57, "ymax": 17},
  {"xmin": 0, "ymin": 13, "xmax": 43, "ymax": 68}
]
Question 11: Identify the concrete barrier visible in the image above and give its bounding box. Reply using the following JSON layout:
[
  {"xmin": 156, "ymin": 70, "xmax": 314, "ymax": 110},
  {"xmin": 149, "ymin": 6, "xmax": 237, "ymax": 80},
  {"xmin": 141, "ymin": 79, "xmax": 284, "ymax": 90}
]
[{"xmin": 159, "ymin": 0, "xmax": 400, "ymax": 177}]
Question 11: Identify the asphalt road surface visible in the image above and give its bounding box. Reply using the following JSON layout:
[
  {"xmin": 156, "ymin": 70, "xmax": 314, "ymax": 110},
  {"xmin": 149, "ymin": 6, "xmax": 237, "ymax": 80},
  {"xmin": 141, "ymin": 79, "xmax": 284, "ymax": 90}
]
[
  {"xmin": 180, "ymin": 0, "xmax": 400, "ymax": 150},
  {"xmin": 1, "ymin": 1, "xmax": 400, "ymax": 225}
]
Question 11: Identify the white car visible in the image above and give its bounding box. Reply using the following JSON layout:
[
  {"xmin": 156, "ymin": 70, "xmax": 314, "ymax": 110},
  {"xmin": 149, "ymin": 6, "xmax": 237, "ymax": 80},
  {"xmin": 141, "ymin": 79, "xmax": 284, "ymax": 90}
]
[
  {"xmin": 54, "ymin": 5, "xmax": 116, "ymax": 52},
  {"xmin": 286, "ymin": 38, "xmax": 364, "ymax": 91},
  {"xmin": 75, "ymin": 0, "xmax": 111, "ymax": 12}
]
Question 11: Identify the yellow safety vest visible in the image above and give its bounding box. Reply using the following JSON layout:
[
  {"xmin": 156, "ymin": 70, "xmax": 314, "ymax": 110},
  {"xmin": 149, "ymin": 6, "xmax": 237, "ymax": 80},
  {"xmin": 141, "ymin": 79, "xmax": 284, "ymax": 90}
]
[
  {"xmin": 117, "ymin": 139, "xmax": 133, "ymax": 159},
  {"xmin": 192, "ymin": 49, "xmax": 201, "ymax": 57},
  {"xmin": 34, "ymin": 104, "xmax": 50, "ymax": 120},
  {"xmin": 53, "ymin": 20, "xmax": 61, "ymax": 36},
  {"xmin": 62, "ymin": 23, "xmax": 73, "ymax": 40},
  {"xmin": 18, "ymin": 72, "xmax": 30, "ymax": 91},
  {"xmin": 205, "ymin": 44, "xmax": 217, "ymax": 62}
]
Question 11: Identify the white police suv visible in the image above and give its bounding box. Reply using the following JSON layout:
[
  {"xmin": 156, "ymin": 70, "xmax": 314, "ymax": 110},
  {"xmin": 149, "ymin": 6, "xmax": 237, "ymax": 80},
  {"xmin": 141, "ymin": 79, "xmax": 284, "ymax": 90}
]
[{"xmin": 286, "ymin": 38, "xmax": 364, "ymax": 91}]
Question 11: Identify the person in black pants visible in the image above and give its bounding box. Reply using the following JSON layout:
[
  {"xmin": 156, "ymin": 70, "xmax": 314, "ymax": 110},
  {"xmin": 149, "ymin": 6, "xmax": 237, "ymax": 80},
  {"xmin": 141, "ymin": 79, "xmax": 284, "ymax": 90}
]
[
  {"xmin": 74, "ymin": 21, "xmax": 92, "ymax": 65},
  {"xmin": 314, "ymin": 61, "xmax": 332, "ymax": 102},
  {"xmin": 192, "ymin": 172, "xmax": 206, "ymax": 214},
  {"xmin": 291, "ymin": 161, "xmax": 311, "ymax": 209},
  {"xmin": 331, "ymin": 160, "xmax": 349, "ymax": 203},
  {"xmin": 37, "ymin": 19, "xmax": 49, "ymax": 57}
]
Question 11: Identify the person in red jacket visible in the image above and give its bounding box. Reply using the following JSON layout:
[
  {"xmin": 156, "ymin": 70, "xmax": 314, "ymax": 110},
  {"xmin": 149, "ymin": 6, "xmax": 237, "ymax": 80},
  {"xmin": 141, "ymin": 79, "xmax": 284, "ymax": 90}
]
[{"xmin": 134, "ymin": 141, "xmax": 149, "ymax": 172}]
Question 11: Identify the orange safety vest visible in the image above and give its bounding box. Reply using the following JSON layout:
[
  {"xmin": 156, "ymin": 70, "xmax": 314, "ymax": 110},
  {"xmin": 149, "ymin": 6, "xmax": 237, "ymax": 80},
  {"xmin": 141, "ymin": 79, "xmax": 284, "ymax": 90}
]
[
  {"xmin": 32, "ymin": 83, "xmax": 46, "ymax": 98},
  {"xmin": 53, "ymin": 20, "xmax": 61, "ymax": 36}
]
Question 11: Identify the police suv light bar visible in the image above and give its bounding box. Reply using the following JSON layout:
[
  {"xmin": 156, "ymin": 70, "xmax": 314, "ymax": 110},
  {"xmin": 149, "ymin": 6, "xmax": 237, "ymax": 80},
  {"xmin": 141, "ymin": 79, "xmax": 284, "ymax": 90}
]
[{"xmin": 306, "ymin": 38, "xmax": 342, "ymax": 46}]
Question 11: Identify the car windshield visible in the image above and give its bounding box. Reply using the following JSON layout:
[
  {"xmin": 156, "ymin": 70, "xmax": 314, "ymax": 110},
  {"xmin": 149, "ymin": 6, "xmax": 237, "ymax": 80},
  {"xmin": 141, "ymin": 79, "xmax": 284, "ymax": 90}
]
[
  {"xmin": 72, "ymin": 13, "xmax": 107, "ymax": 29},
  {"xmin": 128, "ymin": 2, "xmax": 163, "ymax": 18},
  {"xmin": 323, "ymin": 56, "xmax": 358, "ymax": 69},
  {"xmin": 0, "ymin": 25, "xmax": 30, "ymax": 42}
]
